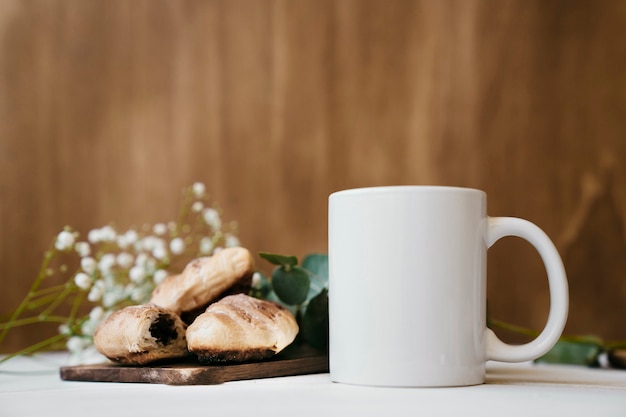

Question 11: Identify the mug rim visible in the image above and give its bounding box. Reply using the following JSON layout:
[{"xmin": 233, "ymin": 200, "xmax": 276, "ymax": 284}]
[{"xmin": 330, "ymin": 185, "xmax": 486, "ymax": 199}]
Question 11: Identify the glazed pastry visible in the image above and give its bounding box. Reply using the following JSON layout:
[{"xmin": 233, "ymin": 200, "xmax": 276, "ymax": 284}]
[
  {"xmin": 93, "ymin": 304, "xmax": 188, "ymax": 365},
  {"xmin": 186, "ymin": 294, "xmax": 299, "ymax": 363},
  {"xmin": 150, "ymin": 247, "xmax": 255, "ymax": 321}
]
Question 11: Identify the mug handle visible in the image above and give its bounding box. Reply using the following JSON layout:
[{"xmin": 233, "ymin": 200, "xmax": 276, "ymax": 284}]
[{"xmin": 485, "ymin": 217, "xmax": 569, "ymax": 362}]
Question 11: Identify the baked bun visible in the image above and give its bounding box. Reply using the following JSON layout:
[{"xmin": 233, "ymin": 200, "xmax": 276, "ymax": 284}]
[
  {"xmin": 186, "ymin": 294, "xmax": 299, "ymax": 363},
  {"xmin": 150, "ymin": 247, "xmax": 255, "ymax": 321},
  {"xmin": 93, "ymin": 304, "xmax": 188, "ymax": 365}
]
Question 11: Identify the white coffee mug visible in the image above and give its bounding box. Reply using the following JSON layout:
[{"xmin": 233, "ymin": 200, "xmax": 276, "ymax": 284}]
[{"xmin": 328, "ymin": 186, "xmax": 568, "ymax": 387}]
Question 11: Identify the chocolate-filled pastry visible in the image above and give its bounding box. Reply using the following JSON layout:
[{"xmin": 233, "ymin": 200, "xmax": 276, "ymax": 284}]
[
  {"xmin": 186, "ymin": 294, "xmax": 299, "ymax": 363},
  {"xmin": 150, "ymin": 247, "xmax": 255, "ymax": 322},
  {"xmin": 93, "ymin": 304, "xmax": 188, "ymax": 365}
]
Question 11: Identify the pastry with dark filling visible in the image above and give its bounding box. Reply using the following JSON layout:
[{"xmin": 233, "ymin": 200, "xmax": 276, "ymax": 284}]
[{"xmin": 93, "ymin": 304, "xmax": 188, "ymax": 365}]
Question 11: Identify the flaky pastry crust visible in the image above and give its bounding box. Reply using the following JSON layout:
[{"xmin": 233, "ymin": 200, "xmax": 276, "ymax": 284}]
[
  {"xmin": 186, "ymin": 294, "xmax": 298, "ymax": 363},
  {"xmin": 150, "ymin": 247, "xmax": 255, "ymax": 317}
]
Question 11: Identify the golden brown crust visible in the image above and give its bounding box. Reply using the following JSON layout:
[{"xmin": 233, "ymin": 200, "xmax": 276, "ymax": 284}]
[
  {"xmin": 186, "ymin": 294, "xmax": 299, "ymax": 363},
  {"xmin": 150, "ymin": 247, "xmax": 255, "ymax": 317},
  {"xmin": 93, "ymin": 304, "xmax": 188, "ymax": 365}
]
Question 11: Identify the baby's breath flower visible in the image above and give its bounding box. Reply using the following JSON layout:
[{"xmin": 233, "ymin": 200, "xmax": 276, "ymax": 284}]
[
  {"xmin": 125, "ymin": 229, "xmax": 138, "ymax": 242},
  {"xmin": 135, "ymin": 253, "xmax": 148, "ymax": 267},
  {"xmin": 144, "ymin": 257, "xmax": 157, "ymax": 275},
  {"xmin": 192, "ymin": 182, "xmax": 206, "ymax": 197},
  {"xmin": 153, "ymin": 223, "xmax": 167, "ymax": 236},
  {"xmin": 170, "ymin": 237, "xmax": 185, "ymax": 255},
  {"xmin": 99, "ymin": 225, "xmax": 117, "ymax": 242},
  {"xmin": 80, "ymin": 257, "xmax": 96, "ymax": 275},
  {"xmin": 129, "ymin": 265, "xmax": 146, "ymax": 283},
  {"xmin": 116, "ymin": 252, "xmax": 134, "ymax": 269},
  {"xmin": 252, "ymin": 272, "xmax": 262, "ymax": 287},
  {"xmin": 153, "ymin": 269, "xmax": 168, "ymax": 285},
  {"xmin": 199, "ymin": 237, "xmax": 214, "ymax": 255},
  {"xmin": 102, "ymin": 285, "xmax": 125, "ymax": 308},
  {"xmin": 130, "ymin": 284, "xmax": 152, "ymax": 303},
  {"xmin": 88, "ymin": 280, "xmax": 105, "ymax": 302},
  {"xmin": 152, "ymin": 246, "xmax": 168, "ymax": 260},
  {"xmin": 74, "ymin": 272, "xmax": 91, "ymax": 290},
  {"xmin": 67, "ymin": 336, "xmax": 89, "ymax": 353},
  {"xmin": 98, "ymin": 254, "xmax": 116, "ymax": 273},
  {"xmin": 141, "ymin": 236, "xmax": 164, "ymax": 252},
  {"xmin": 88, "ymin": 226, "xmax": 117, "ymax": 243},
  {"xmin": 89, "ymin": 306, "xmax": 104, "ymax": 322},
  {"xmin": 135, "ymin": 238, "xmax": 146, "ymax": 252},
  {"xmin": 81, "ymin": 317, "xmax": 98, "ymax": 336},
  {"xmin": 55, "ymin": 230, "xmax": 76, "ymax": 251},
  {"xmin": 203, "ymin": 208, "xmax": 222, "ymax": 230},
  {"xmin": 74, "ymin": 241, "xmax": 90, "ymax": 257},
  {"xmin": 116, "ymin": 229, "xmax": 138, "ymax": 249},
  {"xmin": 225, "ymin": 234, "xmax": 240, "ymax": 248},
  {"xmin": 192, "ymin": 201, "xmax": 204, "ymax": 212},
  {"xmin": 102, "ymin": 273, "xmax": 116, "ymax": 288},
  {"xmin": 58, "ymin": 323, "xmax": 71, "ymax": 336},
  {"xmin": 116, "ymin": 235, "xmax": 129, "ymax": 249},
  {"xmin": 87, "ymin": 229, "xmax": 101, "ymax": 243}
]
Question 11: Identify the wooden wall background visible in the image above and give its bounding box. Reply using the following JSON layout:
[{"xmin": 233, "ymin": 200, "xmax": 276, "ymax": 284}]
[{"xmin": 1, "ymin": 0, "xmax": 626, "ymax": 351}]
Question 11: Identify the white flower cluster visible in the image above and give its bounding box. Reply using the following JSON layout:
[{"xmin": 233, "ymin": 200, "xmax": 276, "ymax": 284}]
[
  {"xmin": 53, "ymin": 182, "xmax": 241, "ymax": 364},
  {"xmin": 54, "ymin": 230, "xmax": 76, "ymax": 251}
]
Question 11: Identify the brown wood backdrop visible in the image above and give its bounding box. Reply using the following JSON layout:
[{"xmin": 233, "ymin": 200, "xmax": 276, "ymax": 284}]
[{"xmin": 1, "ymin": 0, "xmax": 626, "ymax": 352}]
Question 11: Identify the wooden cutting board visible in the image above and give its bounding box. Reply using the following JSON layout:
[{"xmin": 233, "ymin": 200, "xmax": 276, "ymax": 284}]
[{"xmin": 60, "ymin": 345, "xmax": 328, "ymax": 385}]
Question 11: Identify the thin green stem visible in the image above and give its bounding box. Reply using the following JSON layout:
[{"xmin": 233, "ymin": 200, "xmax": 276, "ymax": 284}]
[
  {"xmin": 0, "ymin": 242, "xmax": 57, "ymax": 345},
  {"xmin": 68, "ymin": 291, "xmax": 86, "ymax": 322},
  {"xmin": 175, "ymin": 188, "xmax": 194, "ymax": 236},
  {"xmin": 29, "ymin": 284, "xmax": 69, "ymax": 298},
  {"xmin": 489, "ymin": 317, "xmax": 605, "ymax": 347},
  {"xmin": 605, "ymin": 340, "xmax": 626, "ymax": 350},
  {"xmin": 39, "ymin": 285, "xmax": 76, "ymax": 318},
  {"xmin": 22, "ymin": 291, "xmax": 69, "ymax": 311},
  {"xmin": 487, "ymin": 318, "xmax": 540, "ymax": 338},
  {"xmin": 0, "ymin": 333, "xmax": 66, "ymax": 365},
  {"xmin": 0, "ymin": 315, "xmax": 69, "ymax": 330},
  {"xmin": 559, "ymin": 334, "xmax": 604, "ymax": 346}
]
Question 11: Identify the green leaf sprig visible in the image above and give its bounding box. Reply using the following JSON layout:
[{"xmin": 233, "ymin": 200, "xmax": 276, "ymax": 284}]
[
  {"xmin": 489, "ymin": 318, "xmax": 626, "ymax": 368},
  {"xmin": 255, "ymin": 252, "xmax": 329, "ymax": 352}
]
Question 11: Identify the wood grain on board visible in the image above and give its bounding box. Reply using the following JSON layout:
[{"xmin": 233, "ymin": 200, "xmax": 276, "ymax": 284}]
[{"xmin": 60, "ymin": 346, "xmax": 328, "ymax": 385}]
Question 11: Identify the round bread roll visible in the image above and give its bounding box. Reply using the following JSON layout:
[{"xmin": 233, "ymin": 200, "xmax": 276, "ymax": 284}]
[
  {"xmin": 150, "ymin": 247, "xmax": 255, "ymax": 321},
  {"xmin": 93, "ymin": 304, "xmax": 188, "ymax": 365},
  {"xmin": 186, "ymin": 294, "xmax": 299, "ymax": 363}
]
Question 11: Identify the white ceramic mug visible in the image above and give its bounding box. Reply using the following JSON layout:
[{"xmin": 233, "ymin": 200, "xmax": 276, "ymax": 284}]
[{"xmin": 328, "ymin": 186, "xmax": 568, "ymax": 387}]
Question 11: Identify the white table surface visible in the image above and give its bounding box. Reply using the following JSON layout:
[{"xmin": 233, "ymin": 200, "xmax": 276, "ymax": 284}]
[{"xmin": 1, "ymin": 353, "xmax": 625, "ymax": 417}]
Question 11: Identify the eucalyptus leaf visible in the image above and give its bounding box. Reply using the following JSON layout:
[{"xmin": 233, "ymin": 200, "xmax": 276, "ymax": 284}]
[
  {"xmin": 301, "ymin": 254, "xmax": 328, "ymax": 301},
  {"xmin": 301, "ymin": 253, "xmax": 329, "ymax": 285},
  {"xmin": 302, "ymin": 288, "xmax": 329, "ymax": 352},
  {"xmin": 536, "ymin": 340, "xmax": 602, "ymax": 366},
  {"xmin": 259, "ymin": 252, "xmax": 298, "ymax": 267},
  {"xmin": 272, "ymin": 266, "xmax": 310, "ymax": 305},
  {"xmin": 265, "ymin": 289, "xmax": 297, "ymax": 316}
]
